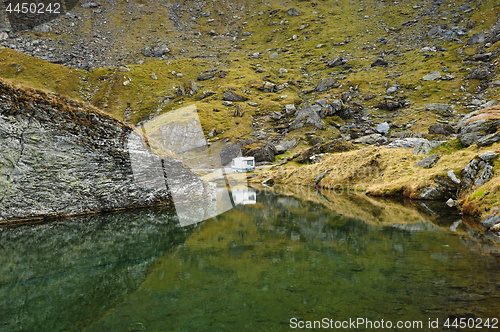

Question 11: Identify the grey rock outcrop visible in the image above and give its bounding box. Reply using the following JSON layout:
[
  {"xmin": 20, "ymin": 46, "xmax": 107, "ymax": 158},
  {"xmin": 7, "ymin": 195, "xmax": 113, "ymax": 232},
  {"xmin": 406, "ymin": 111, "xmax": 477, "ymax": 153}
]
[
  {"xmin": 285, "ymin": 8, "xmax": 301, "ymax": 16},
  {"xmin": 316, "ymin": 77, "xmax": 337, "ymax": 92},
  {"xmin": 297, "ymin": 139, "xmax": 354, "ymax": 163},
  {"xmin": 467, "ymin": 33, "xmax": 485, "ymax": 45},
  {"xmin": 461, "ymin": 157, "xmax": 495, "ymax": 193},
  {"xmin": 142, "ymin": 44, "xmax": 170, "ymax": 57},
  {"xmin": 276, "ymin": 138, "xmax": 298, "ymax": 154},
  {"xmin": 482, "ymin": 207, "xmax": 500, "ymax": 229},
  {"xmin": 386, "ymin": 138, "xmax": 443, "ymax": 154},
  {"xmin": 290, "ymin": 103, "xmax": 326, "ymax": 130},
  {"xmin": 242, "ymin": 142, "xmax": 277, "ymax": 162},
  {"xmin": 0, "ymin": 81, "xmax": 210, "ymax": 223},
  {"xmin": 223, "ymin": 90, "xmax": 247, "ymax": 102},
  {"xmin": 416, "ymin": 175, "xmax": 458, "ymax": 200},
  {"xmin": 354, "ymin": 134, "xmax": 388, "ymax": 146},
  {"xmin": 327, "ymin": 57, "xmax": 347, "ymax": 67},
  {"xmin": 425, "ymin": 103, "xmax": 451, "ymax": 115},
  {"xmin": 376, "ymin": 122, "xmax": 390, "ymax": 135},
  {"xmin": 457, "ymin": 105, "xmax": 500, "ymax": 147},
  {"xmin": 422, "ymin": 71, "xmax": 441, "ymax": 81},
  {"xmin": 428, "ymin": 123, "xmax": 456, "ymax": 135},
  {"xmin": 371, "ymin": 58, "xmax": 388, "ymax": 67}
]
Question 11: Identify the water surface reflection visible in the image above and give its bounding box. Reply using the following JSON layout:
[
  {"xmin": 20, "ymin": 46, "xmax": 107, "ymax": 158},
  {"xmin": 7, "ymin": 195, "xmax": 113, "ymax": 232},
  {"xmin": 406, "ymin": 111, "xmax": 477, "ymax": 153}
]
[{"xmin": 1, "ymin": 188, "xmax": 499, "ymax": 332}]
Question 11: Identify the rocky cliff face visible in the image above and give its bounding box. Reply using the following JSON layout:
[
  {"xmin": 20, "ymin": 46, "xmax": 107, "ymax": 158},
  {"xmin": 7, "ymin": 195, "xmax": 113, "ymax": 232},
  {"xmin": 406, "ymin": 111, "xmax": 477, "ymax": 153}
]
[{"xmin": 0, "ymin": 80, "xmax": 207, "ymax": 223}]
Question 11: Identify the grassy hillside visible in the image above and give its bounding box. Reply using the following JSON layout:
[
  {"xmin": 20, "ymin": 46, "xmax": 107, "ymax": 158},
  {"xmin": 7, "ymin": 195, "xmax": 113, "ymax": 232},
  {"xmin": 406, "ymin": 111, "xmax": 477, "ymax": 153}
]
[{"xmin": 1, "ymin": 0, "xmax": 500, "ymax": 221}]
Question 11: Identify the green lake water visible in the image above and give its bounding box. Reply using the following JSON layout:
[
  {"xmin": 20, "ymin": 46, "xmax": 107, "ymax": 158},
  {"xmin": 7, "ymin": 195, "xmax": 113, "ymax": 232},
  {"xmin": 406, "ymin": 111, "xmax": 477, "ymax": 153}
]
[{"xmin": 1, "ymin": 188, "xmax": 500, "ymax": 331}]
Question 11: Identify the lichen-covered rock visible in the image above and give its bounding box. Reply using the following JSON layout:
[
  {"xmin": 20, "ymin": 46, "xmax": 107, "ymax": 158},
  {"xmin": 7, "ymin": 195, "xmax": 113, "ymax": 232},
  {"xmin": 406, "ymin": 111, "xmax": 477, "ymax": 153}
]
[
  {"xmin": 0, "ymin": 81, "xmax": 209, "ymax": 223},
  {"xmin": 457, "ymin": 105, "xmax": 500, "ymax": 147}
]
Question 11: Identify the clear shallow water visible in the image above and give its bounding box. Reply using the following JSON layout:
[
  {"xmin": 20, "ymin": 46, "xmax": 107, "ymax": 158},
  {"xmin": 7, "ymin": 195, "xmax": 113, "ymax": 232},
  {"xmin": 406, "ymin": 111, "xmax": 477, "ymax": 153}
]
[{"xmin": 1, "ymin": 188, "xmax": 499, "ymax": 332}]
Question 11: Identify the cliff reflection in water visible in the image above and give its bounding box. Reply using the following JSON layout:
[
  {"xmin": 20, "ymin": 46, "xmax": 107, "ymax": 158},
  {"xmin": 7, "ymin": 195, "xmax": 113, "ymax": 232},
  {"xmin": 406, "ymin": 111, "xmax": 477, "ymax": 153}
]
[
  {"xmin": 0, "ymin": 208, "xmax": 190, "ymax": 332},
  {"xmin": 1, "ymin": 188, "xmax": 500, "ymax": 332}
]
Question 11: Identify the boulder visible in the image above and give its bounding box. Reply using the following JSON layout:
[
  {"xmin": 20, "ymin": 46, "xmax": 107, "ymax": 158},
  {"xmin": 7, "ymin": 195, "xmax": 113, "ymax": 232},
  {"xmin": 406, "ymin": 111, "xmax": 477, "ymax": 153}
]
[
  {"xmin": 263, "ymin": 82, "xmax": 275, "ymax": 92},
  {"xmin": 296, "ymin": 144, "xmax": 321, "ymax": 163},
  {"xmin": 482, "ymin": 207, "xmax": 500, "ymax": 228},
  {"xmin": 377, "ymin": 98, "xmax": 405, "ymax": 111},
  {"xmin": 219, "ymin": 139, "xmax": 252, "ymax": 166},
  {"xmin": 223, "ymin": 90, "xmax": 247, "ymax": 102},
  {"xmin": 457, "ymin": 105, "xmax": 500, "ymax": 147},
  {"xmin": 354, "ymin": 134, "xmax": 388, "ymax": 146},
  {"xmin": 413, "ymin": 140, "xmax": 444, "ymax": 155},
  {"xmin": 327, "ymin": 56, "xmax": 347, "ymax": 67},
  {"xmin": 425, "ymin": 103, "xmax": 450, "ymax": 114},
  {"xmin": 414, "ymin": 154, "xmax": 442, "ymax": 169},
  {"xmin": 285, "ymin": 104, "xmax": 297, "ymax": 115},
  {"xmin": 321, "ymin": 138, "xmax": 355, "ymax": 153},
  {"xmin": 271, "ymin": 111, "xmax": 283, "ymax": 121},
  {"xmin": 478, "ymin": 151, "xmax": 498, "ymax": 162},
  {"xmin": 428, "ymin": 26, "xmax": 442, "ymax": 37},
  {"xmin": 316, "ymin": 77, "xmax": 337, "ymax": 91},
  {"xmin": 285, "ymin": 8, "xmax": 301, "ymax": 16},
  {"xmin": 460, "ymin": 157, "xmax": 495, "ymax": 194},
  {"xmin": 422, "ymin": 71, "xmax": 441, "ymax": 81},
  {"xmin": 467, "ymin": 68, "xmax": 492, "ymax": 80},
  {"xmin": 428, "ymin": 123, "xmax": 456, "ymax": 135},
  {"xmin": 371, "ymin": 58, "xmax": 388, "ymax": 67},
  {"xmin": 198, "ymin": 71, "xmax": 216, "ymax": 81},
  {"xmin": 416, "ymin": 175, "xmax": 459, "ymax": 199},
  {"xmin": 290, "ymin": 103, "xmax": 326, "ymax": 130},
  {"xmin": 386, "ymin": 138, "xmax": 443, "ymax": 154},
  {"xmin": 447, "ymin": 170, "xmax": 461, "ymax": 184},
  {"xmin": 275, "ymin": 138, "xmax": 298, "ymax": 154},
  {"xmin": 376, "ymin": 122, "xmax": 390, "ymax": 135},
  {"xmin": 467, "ymin": 33, "xmax": 485, "ymax": 45},
  {"xmin": 33, "ymin": 24, "xmax": 52, "ymax": 33},
  {"xmin": 142, "ymin": 44, "xmax": 170, "ymax": 57},
  {"xmin": 242, "ymin": 142, "xmax": 278, "ymax": 162}
]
